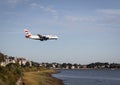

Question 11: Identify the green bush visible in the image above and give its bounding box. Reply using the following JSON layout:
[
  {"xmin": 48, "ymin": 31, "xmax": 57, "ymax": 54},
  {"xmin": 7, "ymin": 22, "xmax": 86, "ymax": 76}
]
[{"xmin": 0, "ymin": 63, "xmax": 22, "ymax": 85}]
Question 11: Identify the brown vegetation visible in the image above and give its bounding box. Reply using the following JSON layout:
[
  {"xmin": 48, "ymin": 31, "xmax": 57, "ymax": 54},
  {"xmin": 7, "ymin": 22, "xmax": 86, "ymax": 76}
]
[{"xmin": 23, "ymin": 69, "xmax": 63, "ymax": 85}]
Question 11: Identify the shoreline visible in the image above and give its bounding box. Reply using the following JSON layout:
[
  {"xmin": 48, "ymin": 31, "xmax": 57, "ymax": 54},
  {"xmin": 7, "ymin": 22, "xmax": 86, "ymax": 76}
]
[{"xmin": 23, "ymin": 69, "xmax": 64, "ymax": 85}]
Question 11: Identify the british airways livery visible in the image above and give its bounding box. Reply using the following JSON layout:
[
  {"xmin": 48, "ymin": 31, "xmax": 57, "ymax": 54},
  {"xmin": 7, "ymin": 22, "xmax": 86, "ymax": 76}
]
[{"xmin": 24, "ymin": 29, "xmax": 58, "ymax": 41}]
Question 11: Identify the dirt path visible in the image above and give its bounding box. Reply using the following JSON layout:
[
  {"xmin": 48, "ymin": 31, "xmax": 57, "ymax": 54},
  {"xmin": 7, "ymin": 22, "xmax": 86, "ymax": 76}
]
[{"xmin": 16, "ymin": 77, "xmax": 24, "ymax": 85}]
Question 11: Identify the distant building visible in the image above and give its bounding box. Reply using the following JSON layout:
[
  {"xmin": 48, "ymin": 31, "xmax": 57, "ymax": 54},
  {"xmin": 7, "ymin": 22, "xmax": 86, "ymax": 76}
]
[
  {"xmin": 17, "ymin": 58, "xmax": 28, "ymax": 66},
  {"xmin": 0, "ymin": 62, "xmax": 6, "ymax": 67}
]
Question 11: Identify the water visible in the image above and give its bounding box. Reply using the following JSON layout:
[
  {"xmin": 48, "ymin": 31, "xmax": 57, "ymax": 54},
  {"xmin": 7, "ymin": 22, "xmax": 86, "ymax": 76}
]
[{"xmin": 52, "ymin": 69, "xmax": 120, "ymax": 85}]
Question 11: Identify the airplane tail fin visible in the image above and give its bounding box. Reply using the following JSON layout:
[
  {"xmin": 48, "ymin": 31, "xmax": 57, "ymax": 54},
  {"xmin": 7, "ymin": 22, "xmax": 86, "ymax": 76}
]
[{"xmin": 24, "ymin": 29, "xmax": 32, "ymax": 37}]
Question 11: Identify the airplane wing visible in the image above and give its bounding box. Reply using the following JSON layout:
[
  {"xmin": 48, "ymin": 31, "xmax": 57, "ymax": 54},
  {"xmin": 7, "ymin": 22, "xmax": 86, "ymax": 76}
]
[{"xmin": 37, "ymin": 34, "xmax": 49, "ymax": 41}]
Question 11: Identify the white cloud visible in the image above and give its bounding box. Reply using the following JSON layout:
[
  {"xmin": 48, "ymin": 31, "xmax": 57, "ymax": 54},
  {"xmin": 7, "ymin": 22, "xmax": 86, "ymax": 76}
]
[
  {"xmin": 29, "ymin": 3, "xmax": 59, "ymax": 19},
  {"xmin": 64, "ymin": 9, "xmax": 120, "ymax": 25},
  {"xmin": 65, "ymin": 16, "xmax": 79, "ymax": 22},
  {"xmin": 97, "ymin": 9, "xmax": 120, "ymax": 15},
  {"xmin": 7, "ymin": 0, "xmax": 21, "ymax": 5},
  {"xmin": 97, "ymin": 9, "xmax": 120, "ymax": 24},
  {"xmin": 65, "ymin": 15, "xmax": 97, "ymax": 23},
  {"xmin": 8, "ymin": 0, "xmax": 19, "ymax": 4},
  {"xmin": 6, "ymin": 0, "xmax": 28, "ymax": 7},
  {"xmin": 99, "ymin": 16, "xmax": 120, "ymax": 24},
  {"xmin": 30, "ymin": 3, "xmax": 39, "ymax": 8},
  {"xmin": 28, "ymin": 3, "xmax": 120, "ymax": 26},
  {"xmin": 40, "ymin": 5, "xmax": 58, "ymax": 19}
]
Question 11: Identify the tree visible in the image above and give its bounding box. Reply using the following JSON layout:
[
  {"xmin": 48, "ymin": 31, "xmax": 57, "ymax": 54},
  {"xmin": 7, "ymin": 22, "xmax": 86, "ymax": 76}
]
[
  {"xmin": 61, "ymin": 63, "xmax": 67, "ymax": 68},
  {"xmin": 73, "ymin": 63, "xmax": 78, "ymax": 68},
  {"xmin": 25, "ymin": 62, "xmax": 30, "ymax": 67},
  {"xmin": 110, "ymin": 63, "xmax": 120, "ymax": 68},
  {"xmin": 0, "ymin": 52, "xmax": 5, "ymax": 63},
  {"xmin": 67, "ymin": 63, "xmax": 72, "ymax": 69},
  {"xmin": 87, "ymin": 63, "xmax": 95, "ymax": 68}
]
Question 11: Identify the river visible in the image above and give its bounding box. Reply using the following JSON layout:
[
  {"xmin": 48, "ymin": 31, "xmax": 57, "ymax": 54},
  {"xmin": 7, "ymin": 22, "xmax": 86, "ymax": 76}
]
[{"xmin": 52, "ymin": 69, "xmax": 120, "ymax": 85}]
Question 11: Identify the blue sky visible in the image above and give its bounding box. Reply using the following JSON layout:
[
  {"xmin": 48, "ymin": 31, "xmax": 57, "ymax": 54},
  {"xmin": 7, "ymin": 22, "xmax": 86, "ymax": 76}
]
[{"xmin": 0, "ymin": 0, "xmax": 120, "ymax": 64}]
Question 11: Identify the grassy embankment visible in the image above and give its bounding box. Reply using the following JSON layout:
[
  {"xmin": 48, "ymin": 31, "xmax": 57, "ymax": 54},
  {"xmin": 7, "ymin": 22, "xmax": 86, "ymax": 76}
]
[{"xmin": 23, "ymin": 69, "xmax": 63, "ymax": 85}]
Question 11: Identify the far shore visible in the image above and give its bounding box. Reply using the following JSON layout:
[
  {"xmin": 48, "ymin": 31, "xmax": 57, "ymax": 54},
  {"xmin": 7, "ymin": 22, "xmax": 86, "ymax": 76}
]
[{"xmin": 23, "ymin": 69, "xmax": 64, "ymax": 85}]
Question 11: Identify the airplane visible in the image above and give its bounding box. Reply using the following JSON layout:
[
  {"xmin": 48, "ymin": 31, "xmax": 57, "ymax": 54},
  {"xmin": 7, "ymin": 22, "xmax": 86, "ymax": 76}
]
[{"xmin": 24, "ymin": 29, "xmax": 58, "ymax": 41}]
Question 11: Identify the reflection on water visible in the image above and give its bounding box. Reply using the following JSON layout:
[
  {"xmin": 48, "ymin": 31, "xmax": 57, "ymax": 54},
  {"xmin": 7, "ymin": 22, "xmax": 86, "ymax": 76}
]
[{"xmin": 53, "ymin": 69, "xmax": 120, "ymax": 85}]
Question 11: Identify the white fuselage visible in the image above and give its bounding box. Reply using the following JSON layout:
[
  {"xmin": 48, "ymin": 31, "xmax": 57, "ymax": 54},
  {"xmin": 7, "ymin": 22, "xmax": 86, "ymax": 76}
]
[
  {"xmin": 28, "ymin": 35, "xmax": 39, "ymax": 40},
  {"xmin": 44, "ymin": 35, "xmax": 58, "ymax": 39},
  {"xmin": 27, "ymin": 35, "xmax": 58, "ymax": 40}
]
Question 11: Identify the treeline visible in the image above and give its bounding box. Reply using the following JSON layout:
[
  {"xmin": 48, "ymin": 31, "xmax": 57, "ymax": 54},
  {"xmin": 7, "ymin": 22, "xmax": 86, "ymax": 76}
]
[
  {"xmin": 87, "ymin": 62, "xmax": 120, "ymax": 69},
  {"xmin": 41, "ymin": 62, "xmax": 120, "ymax": 69}
]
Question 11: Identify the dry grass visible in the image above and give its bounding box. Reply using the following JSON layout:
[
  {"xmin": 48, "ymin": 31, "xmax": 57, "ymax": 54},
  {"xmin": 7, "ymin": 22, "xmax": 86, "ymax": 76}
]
[{"xmin": 23, "ymin": 69, "xmax": 63, "ymax": 85}]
